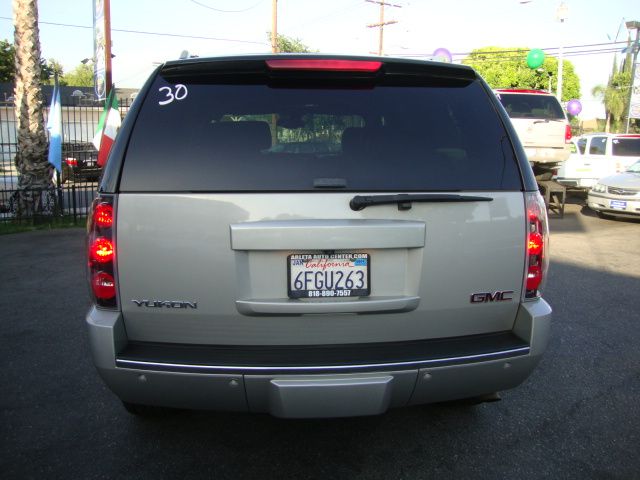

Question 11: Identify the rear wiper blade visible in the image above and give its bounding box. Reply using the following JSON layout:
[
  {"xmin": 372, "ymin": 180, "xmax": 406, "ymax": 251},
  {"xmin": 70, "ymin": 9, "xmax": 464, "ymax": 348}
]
[
  {"xmin": 533, "ymin": 119, "xmax": 563, "ymax": 124},
  {"xmin": 350, "ymin": 193, "xmax": 493, "ymax": 211}
]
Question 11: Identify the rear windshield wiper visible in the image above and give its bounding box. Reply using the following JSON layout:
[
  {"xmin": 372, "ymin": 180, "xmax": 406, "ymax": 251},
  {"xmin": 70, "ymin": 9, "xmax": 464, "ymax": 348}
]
[
  {"xmin": 533, "ymin": 119, "xmax": 564, "ymax": 124},
  {"xmin": 350, "ymin": 193, "xmax": 493, "ymax": 211}
]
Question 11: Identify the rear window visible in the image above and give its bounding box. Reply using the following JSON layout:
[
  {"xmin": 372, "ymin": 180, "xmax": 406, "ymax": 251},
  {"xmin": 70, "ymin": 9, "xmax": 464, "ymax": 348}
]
[
  {"xmin": 498, "ymin": 93, "xmax": 565, "ymax": 120},
  {"xmin": 120, "ymin": 72, "xmax": 522, "ymax": 192},
  {"xmin": 612, "ymin": 138, "xmax": 640, "ymax": 156}
]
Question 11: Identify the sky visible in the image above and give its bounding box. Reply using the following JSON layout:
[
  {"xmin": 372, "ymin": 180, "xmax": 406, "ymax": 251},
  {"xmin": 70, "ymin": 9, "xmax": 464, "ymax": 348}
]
[{"xmin": 1, "ymin": 0, "xmax": 638, "ymax": 117}]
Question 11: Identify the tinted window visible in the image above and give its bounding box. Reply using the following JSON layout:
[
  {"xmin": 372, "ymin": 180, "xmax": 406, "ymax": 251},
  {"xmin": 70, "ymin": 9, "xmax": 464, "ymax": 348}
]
[
  {"xmin": 121, "ymin": 75, "xmax": 522, "ymax": 192},
  {"xmin": 612, "ymin": 138, "xmax": 640, "ymax": 156},
  {"xmin": 576, "ymin": 138, "xmax": 587, "ymax": 154},
  {"xmin": 589, "ymin": 137, "xmax": 607, "ymax": 155},
  {"xmin": 498, "ymin": 93, "xmax": 565, "ymax": 120}
]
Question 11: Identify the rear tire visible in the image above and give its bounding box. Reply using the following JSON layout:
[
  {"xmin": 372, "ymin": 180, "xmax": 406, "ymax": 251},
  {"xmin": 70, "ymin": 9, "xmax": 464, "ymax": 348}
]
[
  {"xmin": 121, "ymin": 401, "xmax": 174, "ymax": 417},
  {"xmin": 441, "ymin": 392, "xmax": 502, "ymax": 407}
]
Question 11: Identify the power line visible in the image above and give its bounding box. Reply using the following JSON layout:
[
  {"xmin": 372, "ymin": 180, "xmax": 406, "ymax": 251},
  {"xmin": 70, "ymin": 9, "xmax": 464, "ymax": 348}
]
[
  {"xmin": 188, "ymin": 0, "xmax": 266, "ymax": 13},
  {"xmin": 387, "ymin": 41, "xmax": 628, "ymax": 60},
  {"xmin": 0, "ymin": 16, "xmax": 269, "ymax": 46}
]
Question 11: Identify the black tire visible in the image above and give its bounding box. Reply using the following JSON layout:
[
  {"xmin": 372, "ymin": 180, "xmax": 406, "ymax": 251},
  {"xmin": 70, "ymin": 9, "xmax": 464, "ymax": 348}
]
[
  {"xmin": 121, "ymin": 401, "xmax": 174, "ymax": 417},
  {"xmin": 595, "ymin": 210, "xmax": 614, "ymax": 220},
  {"xmin": 441, "ymin": 392, "xmax": 502, "ymax": 407}
]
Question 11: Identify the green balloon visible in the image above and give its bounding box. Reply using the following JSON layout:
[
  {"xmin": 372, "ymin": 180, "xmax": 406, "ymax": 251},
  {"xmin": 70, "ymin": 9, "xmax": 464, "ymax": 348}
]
[{"xmin": 526, "ymin": 49, "xmax": 545, "ymax": 69}]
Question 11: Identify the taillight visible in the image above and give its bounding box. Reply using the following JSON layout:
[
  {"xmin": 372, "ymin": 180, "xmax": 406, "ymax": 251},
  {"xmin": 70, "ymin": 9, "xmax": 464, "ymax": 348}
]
[
  {"xmin": 87, "ymin": 197, "xmax": 117, "ymax": 307},
  {"xmin": 89, "ymin": 237, "xmax": 114, "ymax": 263},
  {"xmin": 266, "ymin": 59, "xmax": 382, "ymax": 72},
  {"xmin": 65, "ymin": 158, "xmax": 78, "ymax": 166},
  {"xmin": 565, "ymin": 124, "xmax": 572, "ymax": 143},
  {"xmin": 93, "ymin": 203, "xmax": 113, "ymax": 228},
  {"xmin": 524, "ymin": 192, "xmax": 549, "ymax": 300}
]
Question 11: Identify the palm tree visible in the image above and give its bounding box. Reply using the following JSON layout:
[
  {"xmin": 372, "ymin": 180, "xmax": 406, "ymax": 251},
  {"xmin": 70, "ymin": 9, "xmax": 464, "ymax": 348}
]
[
  {"xmin": 12, "ymin": 0, "xmax": 53, "ymax": 217},
  {"xmin": 591, "ymin": 85, "xmax": 611, "ymax": 133},
  {"xmin": 592, "ymin": 56, "xmax": 631, "ymax": 133}
]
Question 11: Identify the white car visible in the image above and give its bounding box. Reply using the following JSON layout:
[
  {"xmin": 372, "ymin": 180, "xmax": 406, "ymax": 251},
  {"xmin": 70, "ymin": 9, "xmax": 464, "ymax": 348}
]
[
  {"xmin": 588, "ymin": 160, "xmax": 640, "ymax": 219},
  {"xmin": 556, "ymin": 134, "xmax": 640, "ymax": 190},
  {"xmin": 495, "ymin": 89, "xmax": 572, "ymax": 170}
]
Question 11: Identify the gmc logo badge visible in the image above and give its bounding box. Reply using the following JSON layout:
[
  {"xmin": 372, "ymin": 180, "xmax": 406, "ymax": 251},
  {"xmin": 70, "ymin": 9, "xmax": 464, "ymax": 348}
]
[{"xmin": 470, "ymin": 291, "xmax": 514, "ymax": 303}]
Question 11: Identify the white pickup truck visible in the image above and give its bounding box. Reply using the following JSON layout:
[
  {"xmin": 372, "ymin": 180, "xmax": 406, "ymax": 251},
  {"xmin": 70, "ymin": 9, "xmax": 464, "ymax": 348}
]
[{"xmin": 555, "ymin": 133, "xmax": 640, "ymax": 190}]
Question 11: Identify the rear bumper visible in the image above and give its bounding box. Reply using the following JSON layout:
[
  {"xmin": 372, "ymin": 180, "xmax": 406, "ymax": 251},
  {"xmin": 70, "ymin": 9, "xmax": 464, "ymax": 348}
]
[
  {"xmin": 555, "ymin": 177, "xmax": 597, "ymax": 189},
  {"xmin": 86, "ymin": 300, "xmax": 552, "ymax": 418},
  {"xmin": 524, "ymin": 145, "xmax": 571, "ymax": 164}
]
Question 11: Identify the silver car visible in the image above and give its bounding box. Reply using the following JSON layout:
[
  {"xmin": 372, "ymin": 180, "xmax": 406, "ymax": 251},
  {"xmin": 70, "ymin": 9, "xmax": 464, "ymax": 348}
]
[
  {"xmin": 85, "ymin": 55, "xmax": 552, "ymax": 418},
  {"xmin": 588, "ymin": 160, "xmax": 640, "ymax": 219}
]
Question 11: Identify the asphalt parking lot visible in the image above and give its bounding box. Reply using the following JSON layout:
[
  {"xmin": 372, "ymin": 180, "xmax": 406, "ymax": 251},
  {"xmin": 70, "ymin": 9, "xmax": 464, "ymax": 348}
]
[{"xmin": 1, "ymin": 198, "xmax": 639, "ymax": 480}]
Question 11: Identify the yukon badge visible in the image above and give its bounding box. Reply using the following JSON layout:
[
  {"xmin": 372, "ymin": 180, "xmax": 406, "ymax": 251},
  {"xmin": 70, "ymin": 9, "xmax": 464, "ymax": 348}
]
[
  {"xmin": 470, "ymin": 291, "xmax": 514, "ymax": 304},
  {"xmin": 132, "ymin": 299, "xmax": 198, "ymax": 309}
]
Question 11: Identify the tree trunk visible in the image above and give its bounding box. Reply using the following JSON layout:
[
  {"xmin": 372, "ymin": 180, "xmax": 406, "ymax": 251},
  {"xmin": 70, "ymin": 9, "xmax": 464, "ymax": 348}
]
[
  {"xmin": 13, "ymin": 0, "xmax": 54, "ymax": 219},
  {"xmin": 605, "ymin": 113, "xmax": 611, "ymax": 133}
]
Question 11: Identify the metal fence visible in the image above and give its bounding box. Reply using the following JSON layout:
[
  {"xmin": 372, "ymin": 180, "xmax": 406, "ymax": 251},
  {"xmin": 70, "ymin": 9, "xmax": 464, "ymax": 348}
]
[{"xmin": 0, "ymin": 97, "xmax": 132, "ymax": 224}]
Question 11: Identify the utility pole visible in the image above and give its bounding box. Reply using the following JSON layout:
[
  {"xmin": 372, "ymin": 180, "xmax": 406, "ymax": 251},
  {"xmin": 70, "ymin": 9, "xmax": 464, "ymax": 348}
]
[
  {"xmin": 556, "ymin": 1, "xmax": 568, "ymax": 102},
  {"xmin": 366, "ymin": 0, "xmax": 400, "ymax": 56},
  {"xmin": 624, "ymin": 21, "xmax": 639, "ymax": 133},
  {"xmin": 271, "ymin": 0, "xmax": 278, "ymax": 53},
  {"xmin": 104, "ymin": 0, "xmax": 113, "ymax": 97}
]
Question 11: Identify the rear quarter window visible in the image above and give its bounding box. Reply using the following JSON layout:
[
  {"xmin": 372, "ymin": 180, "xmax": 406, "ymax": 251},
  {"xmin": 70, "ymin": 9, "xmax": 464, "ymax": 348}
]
[{"xmin": 120, "ymin": 72, "xmax": 522, "ymax": 192}]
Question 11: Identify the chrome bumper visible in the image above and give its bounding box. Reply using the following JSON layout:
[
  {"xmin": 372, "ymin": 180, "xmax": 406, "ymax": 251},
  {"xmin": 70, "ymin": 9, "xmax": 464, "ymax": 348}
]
[{"xmin": 86, "ymin": 300, "xmax": 551, "ymax": 418}]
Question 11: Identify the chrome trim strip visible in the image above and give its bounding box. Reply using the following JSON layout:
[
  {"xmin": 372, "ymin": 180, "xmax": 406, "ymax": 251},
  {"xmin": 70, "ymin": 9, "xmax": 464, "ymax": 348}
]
[{"xmin": 115, "ymin": 346, "xmax": 530, "ymax": 373}]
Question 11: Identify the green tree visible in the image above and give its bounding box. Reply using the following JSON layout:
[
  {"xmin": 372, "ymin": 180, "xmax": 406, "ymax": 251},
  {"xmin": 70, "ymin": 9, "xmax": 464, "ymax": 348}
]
[
  {"xmin": 591, "ymin": 56, "xmax": 631, "ymax": 133},
  {"xmin": 0, "ymin": 39, "xmax": 15, "ymax": 82},
  {"xmin": 463, "ymin": 46, "xmax": 580, "ymax": 102},
  {"xmin": 42, "ymin": 58, "xmax": 66, "ymax": 85},
  {"xmin": 267, "ymin": 33, "xmax": 315, "ymax": 53},
  {"xmin": 62, "ymin": 62, "xmax": 94, "ymax": 87},
  {"xmin": 0, "ymin": 39, "xmax": 64, "ymax": 84}
]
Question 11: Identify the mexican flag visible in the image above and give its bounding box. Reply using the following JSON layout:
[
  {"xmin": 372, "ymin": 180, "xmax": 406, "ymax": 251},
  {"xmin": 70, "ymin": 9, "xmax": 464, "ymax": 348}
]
[{"xmin": 92, "ymin": 89, "xmax": 121, "ymax": 168}]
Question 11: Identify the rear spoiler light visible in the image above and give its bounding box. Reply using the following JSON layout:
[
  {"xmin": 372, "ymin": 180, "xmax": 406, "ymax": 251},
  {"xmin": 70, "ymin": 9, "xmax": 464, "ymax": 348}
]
[{"xmin": 266, "ymin": 59, "xmax": 382, "ymax": 72}]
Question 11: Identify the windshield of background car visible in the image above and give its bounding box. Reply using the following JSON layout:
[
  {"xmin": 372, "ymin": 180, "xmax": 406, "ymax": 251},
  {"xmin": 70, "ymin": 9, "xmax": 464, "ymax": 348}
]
[
  {"xmin": 612, "ymin": 138, "xmax": 640, "ymax": 156},
  {"xmin": 120, "ymin": 72, "xmax": 522, "ymax": 192},
  {"xmin": 497, "ymin": 93, "xmax": 565, "ymax": 120},
  {"xmin": 626, "ymin": 161, "xmax": 640, "ymax": 173}
]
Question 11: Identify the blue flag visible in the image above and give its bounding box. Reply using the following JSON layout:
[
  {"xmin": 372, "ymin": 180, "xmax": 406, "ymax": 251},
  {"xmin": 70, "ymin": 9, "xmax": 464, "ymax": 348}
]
[{"xmin": 47, "ymin": 78, "xmax": 62, "ymax": 172}]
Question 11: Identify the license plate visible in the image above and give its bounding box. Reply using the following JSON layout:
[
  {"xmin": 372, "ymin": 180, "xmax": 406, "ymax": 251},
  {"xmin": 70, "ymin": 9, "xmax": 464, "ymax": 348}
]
[
  {"xmin": 610, "ymin": 200, "xmax": 627, "ymax": 210},
  {"xmin": 288, "ymin": 253, "xmax": 370, "ymax": 299}
]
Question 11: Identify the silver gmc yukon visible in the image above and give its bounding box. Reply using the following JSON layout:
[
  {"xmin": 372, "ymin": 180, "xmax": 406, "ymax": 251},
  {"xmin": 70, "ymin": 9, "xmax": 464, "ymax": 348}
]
[{"xmin": 86, "ymin": 54, "xmax": 552, "ymax": 418}]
